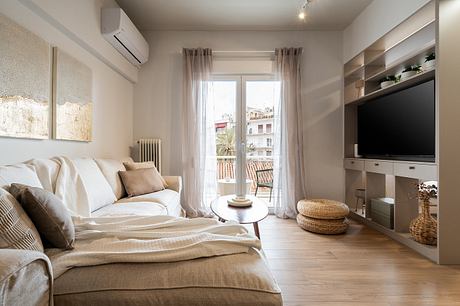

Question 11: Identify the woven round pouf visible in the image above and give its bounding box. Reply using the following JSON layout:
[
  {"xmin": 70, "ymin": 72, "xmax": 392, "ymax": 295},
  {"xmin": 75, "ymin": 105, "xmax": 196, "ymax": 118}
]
[
  {"xmin": 297, "ymin": 214, "xmax": 348, "ymax": 235},
  {"xmin": 297, "ymin": 199, "xmax": 349, "ymax": 220}
]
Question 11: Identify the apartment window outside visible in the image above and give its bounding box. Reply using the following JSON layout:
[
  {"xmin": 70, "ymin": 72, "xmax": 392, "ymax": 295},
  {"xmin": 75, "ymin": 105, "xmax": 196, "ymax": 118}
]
[
  {"xmin": 266, "ymin": 150, "xmax": 272, "ymax": 156},
  {"xmin": 267, "ymin": 138, "xmax": 272, "ymax": 147},
  {"xmin": 266, "ymin": 123, "xmax": 272, "ymax": 134},
  {"xmin": 258, "ymin": 124, "xmax": 263, "ymax": 134},
  {"xmin": 249, "ymin": 127, "xmax": 253, "ymax": 134}
]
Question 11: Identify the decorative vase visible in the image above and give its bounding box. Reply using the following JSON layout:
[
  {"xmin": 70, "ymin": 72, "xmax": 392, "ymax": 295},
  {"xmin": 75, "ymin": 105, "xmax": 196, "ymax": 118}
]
[
  {"xmin": 400, "ymin": 70, "xmax": 417, "ymax": 80},
  {"xmin": 409, "ymin": 199, "xmax": 437, "ymax": 245},
  {"xmin": 422, "ymin": 59, "xmax": 436, "ymax": 71},
  {"xmin": 380, "ymin": 80, "xmax": 395, "ymax": 89}
]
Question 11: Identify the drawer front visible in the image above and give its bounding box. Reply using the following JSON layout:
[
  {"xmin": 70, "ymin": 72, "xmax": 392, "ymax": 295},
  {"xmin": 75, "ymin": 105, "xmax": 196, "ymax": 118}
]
[
  {"xmin": 394, "ymin": 163, "xmax": 437, "ymax": 180},
  {"xmin": 344, "ymin": 159, "xmax": 364, "ymax": 171},
  {"xmin": 365, "ymin": 160, "xmax": 394, "ymax": 174}
]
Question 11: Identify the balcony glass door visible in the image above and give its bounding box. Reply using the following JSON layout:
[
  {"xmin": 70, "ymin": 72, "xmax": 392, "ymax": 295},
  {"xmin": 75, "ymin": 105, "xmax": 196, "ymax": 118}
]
[{"xmin": 211, "ymin": 75, "xmax": 280, "ymax": 207}]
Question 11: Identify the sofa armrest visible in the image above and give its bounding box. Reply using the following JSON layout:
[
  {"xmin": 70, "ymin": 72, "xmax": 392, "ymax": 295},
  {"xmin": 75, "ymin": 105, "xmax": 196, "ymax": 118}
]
[
  {"xmin": 0, "ymin": 249, "xmax": 53, "ymax": 306},
  {"xmin": 163, "ymin": 176, "xmax": 182, "ymax": 194}
]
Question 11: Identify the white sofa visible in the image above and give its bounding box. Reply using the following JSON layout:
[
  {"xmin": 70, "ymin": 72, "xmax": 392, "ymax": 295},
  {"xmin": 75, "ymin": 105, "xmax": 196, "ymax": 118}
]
[
  {"xmin": 0, "ymin": 157, "xmax": 183, "ymax": 218},
  {"xmin": 0, "ymin": 157, "xmax": 282, "ymax": 306}
]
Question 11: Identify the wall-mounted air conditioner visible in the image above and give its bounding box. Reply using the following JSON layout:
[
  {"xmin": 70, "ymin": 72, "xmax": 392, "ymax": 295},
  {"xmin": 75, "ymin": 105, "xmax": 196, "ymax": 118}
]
[{"xmin": 101, "ymin": 8, "xmax": 149, "ymax": 67}]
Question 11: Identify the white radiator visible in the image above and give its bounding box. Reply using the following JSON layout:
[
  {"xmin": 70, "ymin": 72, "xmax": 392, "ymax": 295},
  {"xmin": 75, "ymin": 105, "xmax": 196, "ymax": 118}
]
[{"xmin": 138, "ymin": 138, "xmax": 162, "ymax": 173}]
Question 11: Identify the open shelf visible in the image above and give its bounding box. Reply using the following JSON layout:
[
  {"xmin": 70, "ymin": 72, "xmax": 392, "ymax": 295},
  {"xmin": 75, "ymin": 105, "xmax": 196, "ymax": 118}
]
[
  {"xmin": 344, "ymin": 64, "xmax": 364, "ymax": 78},
  {"xmin": 344, "ymin": 6, "xmax": 435, "ymax": 105},
  {"xmin": 345, "ymin": 68, "xmax": 435, "ymax": 105},
  {"xmin": 365, "ymin": 41, "xmax": 435, "ymax": 82},
  {"xmin": 349, "ymin": 210, "xmax": 438, "ymax": 262}
]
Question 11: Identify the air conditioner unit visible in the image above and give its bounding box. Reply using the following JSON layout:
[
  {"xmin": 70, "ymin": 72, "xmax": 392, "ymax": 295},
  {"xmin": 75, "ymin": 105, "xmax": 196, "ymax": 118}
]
[{"xmin": 101, "ymin": 8, "xmax": 149, "ymax": 66}]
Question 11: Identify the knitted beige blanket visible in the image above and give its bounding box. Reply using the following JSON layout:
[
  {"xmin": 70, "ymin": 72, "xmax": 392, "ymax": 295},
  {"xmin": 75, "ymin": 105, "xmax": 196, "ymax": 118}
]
[{"xmin": 47, "ymin": 215, "xmax": 260, "ymax": 279}]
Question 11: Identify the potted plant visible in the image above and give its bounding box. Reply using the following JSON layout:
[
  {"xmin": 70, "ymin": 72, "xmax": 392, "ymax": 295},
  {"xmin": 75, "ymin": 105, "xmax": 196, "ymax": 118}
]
[
  {"xmin": 409, "ymin": 183, "xmax": 437, "ymax": 245},
  {"xmin": 400, "ymin": 65, "xmax": 421, "ymax": 80},
  {"xmin": 380, "ymin": 75, "xmax": 398, "ymax": 89},
  {"xmin": 422, "ymin": 52, "xmax": 436, "ymax": 71}
]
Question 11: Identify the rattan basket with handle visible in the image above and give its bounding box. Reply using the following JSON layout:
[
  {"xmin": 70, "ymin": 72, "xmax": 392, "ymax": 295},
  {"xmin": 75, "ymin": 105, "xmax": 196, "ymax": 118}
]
[{"xmin": 409, "ymin": 199, "xmax": 437, "ymax": 245}]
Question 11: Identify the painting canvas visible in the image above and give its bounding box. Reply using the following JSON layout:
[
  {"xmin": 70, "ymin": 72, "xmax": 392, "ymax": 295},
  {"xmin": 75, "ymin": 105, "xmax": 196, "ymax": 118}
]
[
  {"xmin": 0, "ymin": 14, "xmax": 51, "ymax": 139},
  {"xmin": 54, "ymin": 48, "xmax": 93, "ymax": 142}
]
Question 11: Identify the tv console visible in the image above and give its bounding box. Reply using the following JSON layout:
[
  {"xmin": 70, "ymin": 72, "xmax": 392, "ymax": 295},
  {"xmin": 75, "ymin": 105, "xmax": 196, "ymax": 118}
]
[{"xmin": 344, "ymin": 157, "xmax": 438, "ymax": 262}]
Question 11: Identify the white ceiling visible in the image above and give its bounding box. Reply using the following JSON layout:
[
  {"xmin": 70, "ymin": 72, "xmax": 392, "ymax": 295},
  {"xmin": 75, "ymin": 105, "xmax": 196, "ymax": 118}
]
[{"xmin": 115, "ymin": 0, "xmax": 373, "ymax": 31}]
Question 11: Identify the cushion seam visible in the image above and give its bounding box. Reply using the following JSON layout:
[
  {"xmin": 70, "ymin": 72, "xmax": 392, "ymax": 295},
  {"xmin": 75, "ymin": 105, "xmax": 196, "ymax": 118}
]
[{"xmin": 54, "ymin": 285, "xmax": 282, "ymax": 296}]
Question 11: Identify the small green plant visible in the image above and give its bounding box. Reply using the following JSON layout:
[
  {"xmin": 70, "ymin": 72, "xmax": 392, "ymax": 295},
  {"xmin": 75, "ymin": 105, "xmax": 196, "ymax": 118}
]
[
  {"xmin": 402, "ymin": 65, "xmax": 422, "ymax": 73},
  {"xmin": 417, "ymin": 182, "xmax": 438, "ymax": 201},
  {"xmin": 425, "ymin": 52, "xmax": 435, "ymax": 62}
]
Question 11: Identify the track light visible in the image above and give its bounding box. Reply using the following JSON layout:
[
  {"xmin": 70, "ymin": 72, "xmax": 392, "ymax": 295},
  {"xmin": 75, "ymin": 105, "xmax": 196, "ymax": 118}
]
[{"xmin": 298, "ymin": 0, "xmax": 312, "ymax": 20}]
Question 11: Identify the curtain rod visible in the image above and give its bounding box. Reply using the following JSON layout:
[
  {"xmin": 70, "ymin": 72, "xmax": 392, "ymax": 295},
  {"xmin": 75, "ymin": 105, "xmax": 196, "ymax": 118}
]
[
  {"xmin": 179, "ymin": 50, "xmax": 275, "ymax": 54},
  {"xmin": 179, "ymin": 49, "xmax": 303, "ymax": 55}
]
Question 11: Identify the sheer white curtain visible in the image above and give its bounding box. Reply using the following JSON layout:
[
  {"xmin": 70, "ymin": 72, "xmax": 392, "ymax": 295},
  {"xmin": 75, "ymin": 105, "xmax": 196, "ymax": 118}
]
[
  {"xmin": 181, "ymin": 48, "xmax": 217, "ymax": 217},
  {"xmin": 272, "ymin": 47, "xmax": 307, "ymax": 219}
]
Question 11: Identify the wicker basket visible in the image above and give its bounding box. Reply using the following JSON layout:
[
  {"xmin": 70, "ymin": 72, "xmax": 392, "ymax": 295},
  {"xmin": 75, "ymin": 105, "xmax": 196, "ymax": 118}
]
[
  {"xmin": 297, "ymin": 199, "xmax": 349, "ymax": 220},
  {"xmin": 296, "ymin": 214, "xmax": 348, "ymax": 235},
  {"xmin": 409, "ymin": 200, "xmax": 437, "ymax": 245}
]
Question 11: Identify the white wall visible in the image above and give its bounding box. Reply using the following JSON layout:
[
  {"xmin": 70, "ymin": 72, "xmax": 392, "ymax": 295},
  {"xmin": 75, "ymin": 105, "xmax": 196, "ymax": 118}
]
[
  {"xmin": 0, "ymin": 0, "xmax": 134, "ymax": 165},
  {"xmin": 343, "ymin": 0, "xmax": 431, "ymax": 62},
  {"xmin": 19, "ymin": 0, "xmax": 138, "ymax": 82},
  {"xmin": 133, "ymin": 31, "xmax": 344, "ymax": 201}
]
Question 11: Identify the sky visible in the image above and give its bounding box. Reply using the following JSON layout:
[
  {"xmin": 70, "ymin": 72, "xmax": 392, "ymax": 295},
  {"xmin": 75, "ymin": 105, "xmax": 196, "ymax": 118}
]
[{"xmin": 210, "ymin": 80, "xmax": 280, "ymax": 121}]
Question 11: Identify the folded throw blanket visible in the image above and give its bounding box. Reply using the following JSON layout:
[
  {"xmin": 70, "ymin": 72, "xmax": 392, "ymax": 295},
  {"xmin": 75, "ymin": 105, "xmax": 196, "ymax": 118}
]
[
  {"xmin": 28, "ymin": 156, "xmax": 91, "ymax": 217},
  {"xmin": 47, "ymin": 215, "xmax": 261, "ymax": 279}
]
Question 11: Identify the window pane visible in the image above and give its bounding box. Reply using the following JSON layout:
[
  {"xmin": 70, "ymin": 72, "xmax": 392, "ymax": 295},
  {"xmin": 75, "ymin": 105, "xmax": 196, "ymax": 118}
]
[
  {"xmin": 210, "ymin": 81, "xmax": 237, "ymax": 196},
  {"xmin": 246, "ymin": 80, "xmax": 280, "ymax": 207}
]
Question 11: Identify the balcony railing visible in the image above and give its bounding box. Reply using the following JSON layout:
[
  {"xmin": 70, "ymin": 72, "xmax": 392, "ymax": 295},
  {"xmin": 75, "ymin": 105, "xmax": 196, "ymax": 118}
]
[{"xmin": 217, "ymin": 156, "xmax": 273, "ymax": 192}]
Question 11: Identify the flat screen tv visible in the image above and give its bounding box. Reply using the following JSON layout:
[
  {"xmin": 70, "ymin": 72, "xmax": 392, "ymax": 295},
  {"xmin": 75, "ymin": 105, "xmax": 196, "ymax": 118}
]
[{"xmin": 357, "ymin": 79, "xmax": 435, "ymax": 162}]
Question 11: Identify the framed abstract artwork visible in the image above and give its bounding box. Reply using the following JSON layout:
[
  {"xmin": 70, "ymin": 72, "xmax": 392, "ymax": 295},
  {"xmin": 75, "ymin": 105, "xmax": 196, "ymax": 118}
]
[
  {"xmin": 0, "ymin": 14, "xmax": 51, "ymax": 139},
  {"xmin": 53, "ymin": 48, "xmax": 93, "ymax": 142}
]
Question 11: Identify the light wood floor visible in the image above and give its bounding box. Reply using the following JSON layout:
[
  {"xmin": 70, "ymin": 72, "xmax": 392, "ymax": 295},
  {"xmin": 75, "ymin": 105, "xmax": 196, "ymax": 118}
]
[{"xmin": 256, "ymin": 216, "xmax": 460, "ymax": 306}]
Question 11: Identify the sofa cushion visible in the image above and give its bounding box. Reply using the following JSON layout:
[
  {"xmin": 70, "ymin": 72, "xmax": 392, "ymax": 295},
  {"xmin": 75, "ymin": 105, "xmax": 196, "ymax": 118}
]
[
  {"xmin": 117, "ymin": 189, "xmax": 182, "ymax": 217},
  {"xmin": 92, "ymin": 202, "xmax": 168, "ymax": 217},
  {"xmin": 10, "ymin": 184, "xmax": 75, "ymax": 249},
  {"xmin": 27, "ymin": 159, "xmax": 61, "ymax": 193},
  {"xmin": 0, "ymin": 188, "xmax": 44, "ymax": 252},
  {"xmin": 71, "ymin": 159, "xmax": 116, "ymax": 212},
  {"xmin": 0, "ymin": 164, "xmax": 43, "ymax": 190},
  {"xmin": 123, "ymin": 161, "xmax": 167, "ymax": 187},
  {"xmin": 53, "ymin": 248, "xmax": 282, "ymax": 306},
  {"xmin": 94, "ymin": 159, "xmax": 127, "ymax": 200},
  {"xmin": 119, "ymin": 168, "xmax": 165, "ymax": 197}
]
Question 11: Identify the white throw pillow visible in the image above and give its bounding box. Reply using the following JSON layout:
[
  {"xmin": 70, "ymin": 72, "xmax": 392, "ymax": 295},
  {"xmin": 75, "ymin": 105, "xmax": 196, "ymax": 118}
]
[
  {"xmin": 71, "ymin": 158, "xmax": 117, "ymax": 212},
  {"xmin": 95, "ymin": 158, "xmax": 130, "ymax": 200},
  {"xmin": 0, "ymin": 164, "xmax": 43, "ymax": 190}
]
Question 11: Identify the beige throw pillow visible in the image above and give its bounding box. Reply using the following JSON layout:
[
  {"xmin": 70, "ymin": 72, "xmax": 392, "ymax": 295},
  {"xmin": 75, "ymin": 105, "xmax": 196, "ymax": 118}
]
[
  {"xmin": 10, "ymin": 184, "xmax": 75, "ymax": 250},
  {"xmin": 0, "ymin": 189, "xmax": 44, "ymax": 252},
  {"xmin": 119, "ymin": 168, "xmax": 165, "ymax": 197},
  {"xmin": 95, "ymin": 159, "xmax": 128, "ymax": 200},
  {"xmin": 123, "ymin": 162, "xmax": 167, "ymax": 187}
]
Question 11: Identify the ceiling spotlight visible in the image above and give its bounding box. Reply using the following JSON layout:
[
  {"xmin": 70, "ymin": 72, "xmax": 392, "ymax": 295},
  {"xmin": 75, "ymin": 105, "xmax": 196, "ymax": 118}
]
[{"xmin": 298, "ymin": 10, "xmax": 306, "ymax": 20}]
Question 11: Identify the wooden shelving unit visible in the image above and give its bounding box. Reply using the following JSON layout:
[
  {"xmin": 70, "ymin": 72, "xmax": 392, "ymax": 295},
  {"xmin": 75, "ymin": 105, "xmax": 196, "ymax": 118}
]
[
  {"xmin": 344, "ymin": 5, "xmax": 435, "ymax": 105},
  {"xmin": 342, "ymin": 2, "xmax": 442, "ymax": 263}
]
